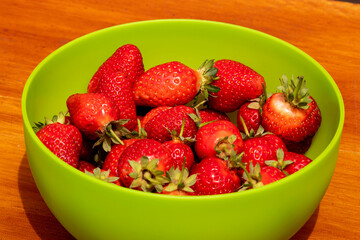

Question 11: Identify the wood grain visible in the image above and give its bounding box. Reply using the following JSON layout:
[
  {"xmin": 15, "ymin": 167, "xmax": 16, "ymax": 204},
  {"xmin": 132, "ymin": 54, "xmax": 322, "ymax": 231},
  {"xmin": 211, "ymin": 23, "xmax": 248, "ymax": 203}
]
[{"xmin": 1, "ymin": 0, "xmax": 359, "ymax": 239}]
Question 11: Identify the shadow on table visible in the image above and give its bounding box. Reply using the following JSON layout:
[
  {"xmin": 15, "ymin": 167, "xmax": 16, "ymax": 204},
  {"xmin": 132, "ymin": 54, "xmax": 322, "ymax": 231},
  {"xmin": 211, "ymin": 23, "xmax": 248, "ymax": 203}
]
[
  {"xmin": 18, "ymin": 154, "xmax": 75, "ymax": 240},
  {"xmin": 290, "ymin": 207, "xmax": 320, "ymax": 240}
]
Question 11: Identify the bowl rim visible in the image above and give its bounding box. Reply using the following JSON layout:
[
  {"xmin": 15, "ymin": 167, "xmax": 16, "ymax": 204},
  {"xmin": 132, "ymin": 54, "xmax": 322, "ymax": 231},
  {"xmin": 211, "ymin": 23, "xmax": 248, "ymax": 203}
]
[{"xmin": 21, "ymin": 18, "xmax": 345, "ymax": 200}]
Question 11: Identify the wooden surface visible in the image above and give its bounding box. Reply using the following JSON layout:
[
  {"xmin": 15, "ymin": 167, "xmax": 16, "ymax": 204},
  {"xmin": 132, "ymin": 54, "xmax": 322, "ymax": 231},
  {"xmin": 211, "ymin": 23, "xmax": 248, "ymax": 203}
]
[{"xmin": 1, "ymin": 0, "xmax": 359, "ymax": 239}]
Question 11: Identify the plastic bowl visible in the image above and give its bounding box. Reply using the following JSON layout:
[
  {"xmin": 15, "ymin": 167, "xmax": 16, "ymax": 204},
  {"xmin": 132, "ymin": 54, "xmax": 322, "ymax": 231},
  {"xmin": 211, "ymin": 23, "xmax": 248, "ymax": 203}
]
[{"xmin": 22, "ymin": 19, "xmax": 344, "ymax": 240}]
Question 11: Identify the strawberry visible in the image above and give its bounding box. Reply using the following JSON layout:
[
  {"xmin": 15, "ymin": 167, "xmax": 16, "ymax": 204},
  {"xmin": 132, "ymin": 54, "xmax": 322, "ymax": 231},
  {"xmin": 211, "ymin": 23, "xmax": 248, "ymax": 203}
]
[
  {"xmin": 189, "ymin": 107, "xmax": 230, "ymax": 128},
  {"xmin": 208, "ymin": 59, "xmax": 265, "ymax": 112},
  {"xmin": 140, "ymin": 106, "xmax": 171, "ymax": 127},
  {"xmin": 133, "ymin": 60, "xmax": 219, "ymax": 107},
  {"xmin": 102, "ymin": 138, "xmax": 139, "ymax": 177},
  {"xmin": 194, "ymin": 120, "xmax": 243, "ymax": 160},
  {"xmin": 96, "ymin": 70, "xmax": 138, "ymax": 130},
  {"xmin": 78, "ymin": 160, "xmax": 96, "ymax": 173},
  {"xmin": 261, "ymin": 75, "xmax": 321, "ymax": 152},
  {"xmin": 239, "ymin": 120, "xmax": 287, "ymax": 170},
  {"xmin": 117, "ymin": 139, "xmax": 172, "ymax": 192},
  {"xmin": 161, "ymin": 161, "xmax": 197, "ymax": 196},
  {"xmin": 88, "ymin": 44, "xmax": 144, "ymax": 93},
  {"xmin": 265, "ymin": 149, "xmax": 312, "ymax": 175},
  {"xmin": 66, "ymin": 93, "xmax": 128, "ymax": 151},
  {"xmin": 190, "ymin": 157, "xmax": 241, "ymax": 195},
  {"xmin": 240, "ymin": 163, "xmax": 286, "ymax": 190},
  {"xmin": 162, "ymin": 119, "xmax": 195, "ymax": 170},
  {"xmin": 34, "ymin": 112, "xmax": 82, "ymax": 168},
  {"xmin": 144, "ymin": 105, "xmax": 197, "ymax": 144},
  {"xmin": 237, "ymin": 100, "xmax": 262, "ymax": 133}
]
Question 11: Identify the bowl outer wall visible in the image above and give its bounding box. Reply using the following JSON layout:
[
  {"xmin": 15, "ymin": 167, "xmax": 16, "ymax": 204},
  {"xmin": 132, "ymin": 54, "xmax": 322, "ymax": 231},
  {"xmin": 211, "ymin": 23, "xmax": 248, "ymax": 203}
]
[{"xmin": 22, "ymin": 19, "xmax": 345, "ymax": 240}]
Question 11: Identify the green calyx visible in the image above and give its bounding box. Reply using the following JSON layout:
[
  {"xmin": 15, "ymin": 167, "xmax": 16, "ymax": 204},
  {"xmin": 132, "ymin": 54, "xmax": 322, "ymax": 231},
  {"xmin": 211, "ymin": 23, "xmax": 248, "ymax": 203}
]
[
  {"xmin": 265, "ymin": 148, "xmax": 294, "ymax": 176},
  {"xmin": 278, "ymin": 75, "xmax": 312, "ymax": 109},
  {"xmin": 239, "ymin": 162, "xmax": 264, "ymax": 191},
  {"xmin": 239, "ymin": 116, "xmax": 271, "ymax": 141},
  {"xmin": 128, "ymin": 156, "xmax": 169, "ymax": 193},
  {"xmin": 32, "ymin": 111, "xmax": 67, "ymax": 133},
  {"xmin": 85, "ymin": 167, "xmax": 119, "ymax": 183},
  {"xmin": 164, "ymin": 159, "xmax": 197, "ymax": 193},
  {"xmin": 193, "ymin": 59, "xmax": 220, "ymax": 106}
]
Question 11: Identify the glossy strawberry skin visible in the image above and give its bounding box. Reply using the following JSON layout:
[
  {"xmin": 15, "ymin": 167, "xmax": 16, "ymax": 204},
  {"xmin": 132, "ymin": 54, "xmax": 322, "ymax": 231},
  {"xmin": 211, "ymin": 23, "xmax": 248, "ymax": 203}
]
[
  {"xmin": 133, "ymin": 61, "xmax": 200, "ymax": 107},
  {"xmin": 88, "ymin": 44, "xmax": 144, "ymax": 93},
  {"xmin": 198, "ymin": 109, "xmax": 230, "ymax": 124},
  {"xmin": 259, "ymin": 166, "xmax": 286, "ymax": 185},
  {"xmin": 78, "ymin": 160, "xmax": 96, "ymax": 172},
  {"xmin": 144, "ymin": 105, "xmax": 197, "ymax": 143},
  {"xmin": 96, "ymin": 71, "xmax": 137, "ymax": 130},
  {"xmin": 208, "ymin": 59, "xmax": 265, "ymax": 112},
  {"xmin": 36, "ymin": 122, "xmax": 82, "ymax": 168},
  {"xmin": 66, "ymin": 93, "xmax": 120, "ymax": 140},
  {"xmin": 237, "ymin": 102, "xmax": 261, "ymax": 133},
  {"xmin": 283, "ymin": 151, "xmax": 312, "ymax": 175},
  {"xmin": 140, "ymin": 106, "xmax": 171, "ymax": 127},
  {"xmin": 262, "ymin": 93, "xmax": 321, "ymax": 143},
  {"xmin": 102, "ymin": 139, "xmax": 139, "ymax": 177},
  {"xmin": 194, "ymin": 120, "xmax": 243, "ymax": 160},
  {"xmin": 242, "ymin": 134, "xmax": 287, "ymax": 169},
  {"xmin": 162, "ymin": 140, "xmax": 195, "ymax": 170},
  {"xmin": 190, "ymin": 157, "xmax": 241, "ymax": 195},
  {"xmin": 118, "ymin": 139, "xmax": 172, "ymax": 188}
]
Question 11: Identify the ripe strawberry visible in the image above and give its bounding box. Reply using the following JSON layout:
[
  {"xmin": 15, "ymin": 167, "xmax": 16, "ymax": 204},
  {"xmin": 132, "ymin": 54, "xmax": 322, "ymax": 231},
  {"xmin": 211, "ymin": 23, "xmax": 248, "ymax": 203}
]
[
  {"xmin": 240, "ymin": 163, "xmax": 286, "ymax": 190},
  {"xmin": 144, "ymin": 105, "xmax": 197, "ymax": 144},
  {"xmin": 261, "ymin": 75, "xmax": 321, "ymax": 152},
  {"xmin": 162, "ymin": 163, "xmax": 197, "ymax": 196},
  {"xmin": 240, "ymin": 123, "xmax": 287, "ymax": 170},
  {"xmin": 66, "ymin": 93, "xmax": 128, "ymax": 151},
  {"xmin": 118, "ymin": 139, "xmax": 172, "ymax": 192},
  {"xmin": 194, "ymin": 120, "xmax": 243, "ymax": 160},
  {"xmin": 34, "ymin": 112, "xmax": 82, "ymax": 168},
  {"xmin": 96, "ymin": 70, "xmax": 138, "ymax": 130},
  {"xmin": 162, "ymin": 119, "xmax": 195, "ymax": 170},
  {"xmin": 133, "ymin": 60, "xmax": 219, "ymax": 107},
  {"xmin": 78, "ymin": 160, "xmax": 96, "ymax": 173},
  {"xmin": 208, "ymin": 59, "xmax": 265, "ymax": 112},
  {"xmin": 266, "ymin": 149, "xmax": 312, "ymax": 175},
  {"xmin": 140, "ymin": 106, "xmax": 171, "ymax": 127},
  {"xmin": 102, "ymin": 138, "xmax": 139, "ymax": 177},
  {"xmin": 237, "ymin": 100, "xmax": 262, "ymax": 133},
  {"xmin": 190, "ymin": 157, "xmax": 241, "ymax": 195},
  {"xmin": 189, "ymin": 107, "xmax": 230, "ymax": 128},
  {"xmin": 88, "ymin": 44, "xmax": 144, "ymax": 93}
]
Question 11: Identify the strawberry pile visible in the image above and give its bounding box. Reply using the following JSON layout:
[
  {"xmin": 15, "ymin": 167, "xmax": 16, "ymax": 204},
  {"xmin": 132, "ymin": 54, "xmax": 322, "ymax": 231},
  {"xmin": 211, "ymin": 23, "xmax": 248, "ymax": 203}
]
[{"xmin": 33, "ymin": 44, "xmax": 321, "ymax": 196}]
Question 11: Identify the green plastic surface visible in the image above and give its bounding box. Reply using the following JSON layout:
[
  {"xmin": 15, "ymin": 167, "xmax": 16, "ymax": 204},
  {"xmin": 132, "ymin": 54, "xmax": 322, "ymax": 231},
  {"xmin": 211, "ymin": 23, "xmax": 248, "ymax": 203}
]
[{"xmin": 22, "ymin": 19, "xmax": 344, "ymax": 240}]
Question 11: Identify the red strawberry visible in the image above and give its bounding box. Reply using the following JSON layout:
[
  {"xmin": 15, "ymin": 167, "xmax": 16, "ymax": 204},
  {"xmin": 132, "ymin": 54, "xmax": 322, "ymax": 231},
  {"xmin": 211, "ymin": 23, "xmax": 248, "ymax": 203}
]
[
  {"xmin": 240, "ymin": 163, "xmax": 286, "ymax": 190},
  {"xmin": 66, "ymin": 93, "xmax": 128, "ymax": 152},
  {"xmin": 102, "ymin": 138, "xmax": 139, "ymax": 177},
  {"xmin": 88, "ymin": 44, "xmax": 144, "ymax": 93},
  {"xmin": 96, "ymin": 70, "xmax": 137, "ymax": 130},
  {"xmin": 34, "ymin": 112, "xmax": 82, "ymax": 168},
  {"xmin": 198, "ymin": 108, "xmax": 230, "ymax": 123},
  {"xmin": 144, "ymin": 105, "xmax": 197, "ymax": 144},
  {"xmin": 140, "ymin": 106, "xmax": 171, "ymax": 127},
  {"xmin": 240, "ymin": 124, "xmax": 287, "ymax": 170},
  {"xmin": 133, "ymin": 60, "xmax": 219, "ymax": 107},
  {"xmin": 261, "ymin": 75, "xmax": 321, "ymax": 152},
  {"xmin": 237, "ymin": 100, "xmax": 262, "ymax": 133},
  {"xmin": 208, "ymin": 59, "xmax": 265, "ymax": 112},
  {"xmin": 161, "ymin": 162, "xmax": 197, "ymax": 196},
  {"xmin": 118, "ymin": 139, "xmax": 172, "ymax": 192},
  {"xmin": 194, "ymin": 120, "xmax": 243, "ymax": 160},
  {"xmin": 78, "ymin": 160, "xmax": 96, "ymax": 173},
  {"xmin": 266, "ymin": 149, "xmax": 312, "ymax": 175},
  {"xmin": 190, "ymin": 157, "xmax": 241, "ymax": 195}
]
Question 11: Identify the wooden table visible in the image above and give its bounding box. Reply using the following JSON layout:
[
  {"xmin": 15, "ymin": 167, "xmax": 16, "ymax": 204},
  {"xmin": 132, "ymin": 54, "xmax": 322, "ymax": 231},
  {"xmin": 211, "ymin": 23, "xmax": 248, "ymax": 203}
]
[{"xmin": 1, "ymin": 0, "xmax": 359, "ymax": 239}]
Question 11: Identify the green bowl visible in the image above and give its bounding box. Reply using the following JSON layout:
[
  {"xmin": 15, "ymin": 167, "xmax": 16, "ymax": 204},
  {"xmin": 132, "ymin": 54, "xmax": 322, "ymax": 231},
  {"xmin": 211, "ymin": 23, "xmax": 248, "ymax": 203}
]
[{"xmin": 22, "ymin": 19, "xmax": 344, "ymax": 240}]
